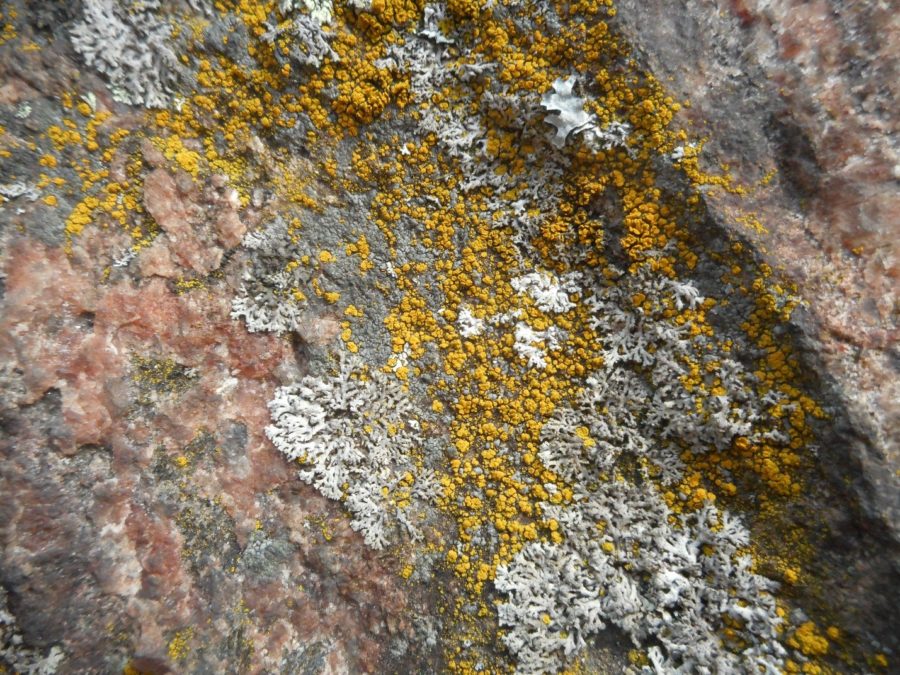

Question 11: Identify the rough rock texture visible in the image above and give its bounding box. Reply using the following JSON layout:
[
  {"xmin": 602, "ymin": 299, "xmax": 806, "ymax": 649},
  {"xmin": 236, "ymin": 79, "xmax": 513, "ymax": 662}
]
[
  {"xmin": 0, "ymin": 1, "xmax": 897, "ymax": 673},
  {"xmin": 607, "ymin": 2, "xmax": 900, "ymax": 661},
  {"xmin": 613, "ymin": 0, "xmax": 899, "ymax": 534},
  {"xmin": 0, "ymin": 117, "xmax": 437, "ymax": 672},
  {"xmin": 0, "ymin": 221, "xmax": 435, "ymax": 673}
]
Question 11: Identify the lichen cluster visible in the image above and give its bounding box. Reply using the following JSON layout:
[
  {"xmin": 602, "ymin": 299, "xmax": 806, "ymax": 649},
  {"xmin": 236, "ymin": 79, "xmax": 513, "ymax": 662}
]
[
  {"xmin": 267, "ymin": 353, "xmax": 440, "ymax": 549},
  {"xmin": 1, "ymin": 587, "xmax": 65, "ymax": 674},
  {"xmin": 0, "ymin": 0, "xmax": 871, "ymax": 672}
]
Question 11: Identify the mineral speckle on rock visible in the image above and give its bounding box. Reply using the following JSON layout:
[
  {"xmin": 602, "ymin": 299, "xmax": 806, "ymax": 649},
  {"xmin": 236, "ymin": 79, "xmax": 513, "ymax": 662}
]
[{"xmin": 0, "ymin": 1, "xmax": 897, "ymax": 673}]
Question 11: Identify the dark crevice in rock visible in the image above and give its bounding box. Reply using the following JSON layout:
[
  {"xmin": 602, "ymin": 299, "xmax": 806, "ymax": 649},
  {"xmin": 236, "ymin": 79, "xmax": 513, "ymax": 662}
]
[{"xmin": 765, "ymin": 112, "xmax": 822, "ymax": 207}]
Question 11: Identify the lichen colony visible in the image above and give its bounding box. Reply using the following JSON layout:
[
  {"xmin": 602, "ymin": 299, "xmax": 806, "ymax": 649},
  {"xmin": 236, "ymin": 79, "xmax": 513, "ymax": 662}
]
[{"xmin": 0, "ymin": 0, "xmax": 882, "ymax": 672}]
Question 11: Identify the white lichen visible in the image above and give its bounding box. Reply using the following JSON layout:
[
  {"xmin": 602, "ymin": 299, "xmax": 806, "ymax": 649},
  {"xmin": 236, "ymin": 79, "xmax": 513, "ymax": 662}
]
[
  {"xmin": 69, "ymin": 0, "xmax": 184, "ymax": 108},
  {"xmin": 511, "ymin": 270, "xmax": 581, "ymax": 313},
  {"xmin": 541, "ymin": 77, "xmax": 595, "ymax": 149},
  {"xmin": 541, "ymin": 77, "xmax": 631, "ymax": 152},
  {"xmin": 584, "ymin": 119, "xmax": 632, "ymax": 152},
  {"xmin": 499, "ymin": 258, "xmax": 796, "ymax": 673},
  {"xmin": 512, "ymin": 322, "xmax": 562, "ymax": 370},
  {"xmin": 281, "ymin": 0, "xmax": 334, "ymax": 24},
  {"xmin": 457, "ymin": 305, "xmax": 485, "ymax": 337},
  {"xmin": 0, "ymin": 183, "xmax": 39, "ymax": 203},
  {"xmin": 231, "ymin": 219, "xmax": 308, "ymax": 333},
  {"xmin": 581, "ymin": 263, "xmax": 764, "ymax": 460},
  {"xmin": 265, "ymin": 2, "xmax": 338, "ymax": 67},
  {"xmin": 1, "ymin": 588, "xmax": 65, "ymax": 674},
  {"xmin": 496, "ymin": 483, "xmax": 784, "ymax": 674},
  {"xmin": 266, "ymin": 354, "xmax": 436, "ymax": 549}
]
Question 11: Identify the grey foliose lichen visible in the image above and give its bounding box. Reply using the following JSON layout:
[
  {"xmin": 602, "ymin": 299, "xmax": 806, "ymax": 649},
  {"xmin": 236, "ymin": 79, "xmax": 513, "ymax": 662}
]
[
  {"xmin": 69, "ymin": 0, "xmax": 189, "ymax": 108},
  {"xmin": 0, "ymin": 182, "xmax": 39, "ymax": 203},
  {"xmin": 495, "ymin": 483, "xmax": 784, "ymax": 674},
  {"xmin": 231, "ymin": 218, "xmax": 309, "ymax": 334},
  {"xmin": 378, "ymin": 5, "xmax": 568, "ymax": 253},
  {"xmin": 262, "ymin": 1, "xmax": 337, "ymax": 69},
  {"xmin": 581, "ymin": 262, "xmax": 769, "ymax": 463},
  {"xmin": 221, "ymin": 3, "xmax": 810, "ymax": 672},
  {"xmin": 503, "ymin": 259, "xmax": 792, "ymax": 672},
  {"xmin": 280, "ymin": 0, "xmax": 334, "ymax": 25},
  {"xmin": 266, "ymin": 354, "xmax": 439, "ymax": 549},
  {"xmin": 1, "ymin": 588, "xmax": 65, "ymax": 675},
  {"xmin": 541, "ymin": 76, "xmax": 632, "ymax": 151}
]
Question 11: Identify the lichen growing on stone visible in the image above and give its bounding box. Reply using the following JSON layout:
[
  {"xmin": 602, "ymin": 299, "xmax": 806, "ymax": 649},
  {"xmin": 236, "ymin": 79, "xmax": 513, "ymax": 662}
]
[
  {"xmin": 69, "ymin": 0, "xmax": 187, "ymax": 108},
  {"xmin": 266, "ymin": 354, "xmax": 439, "ymax": 549},
  {"xmin": 212, "ymin": 0, "xmax": 836, "ymax": 669},
  {"xmin": 1, "ymin": 0, "xmax": 889, "ymax": 672},
  {"xmin": 496, "ymin": 485, "xmax": 785, "ymax": 674},
  {"xmin": 1, "ymin": 588, "xmax": 65, "ymax": 674},
  {"xmin": 541, "ymin": 76, "xmax": 596, "ymax": 149},
  {"xmin": 231, "ymin": 218, "xmax": 310, "ymax": 334}
]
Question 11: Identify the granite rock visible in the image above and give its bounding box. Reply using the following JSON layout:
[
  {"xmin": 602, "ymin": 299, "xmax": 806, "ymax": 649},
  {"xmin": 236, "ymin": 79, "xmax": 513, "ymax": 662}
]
[
  {"xmin": 0, "ymin": 1, "xmax": 897, "ymax": 673},
  {"xmin": 612, "ymin": 0, "xmax": 899, "ymax": 536}
]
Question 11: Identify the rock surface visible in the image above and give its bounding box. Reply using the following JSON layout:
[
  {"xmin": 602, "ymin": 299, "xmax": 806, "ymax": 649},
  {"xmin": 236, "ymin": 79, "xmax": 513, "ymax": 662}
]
[
  {"xmin": 0, "ymin": 1, "xmax": 897, "ymax": 673},
  {"xmin": 0, "ymin": 212, "xmax": 431, "ymax": 673},
  {"xmin": 614, "ymin": 0, "xmax": 899, "ymax": 533},
  {"xmin": 611, "ymin": 2, "xmax": 900, "ymax": 659}
]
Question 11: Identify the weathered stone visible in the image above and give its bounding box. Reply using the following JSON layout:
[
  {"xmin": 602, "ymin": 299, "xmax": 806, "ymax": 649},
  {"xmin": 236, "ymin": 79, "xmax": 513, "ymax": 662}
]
[
  {"xmin": 143, "ymin": 168, "xmax": 224, "ymax": 275},
  {"xmin": 613, "ymin": 0, "xmax": 899, "ymax": 539},
  {"xmin": 0, "ymin": 220, "xmax": 422, "ymax": 671},
  {"xmin": 1, "ymin": 1, "xmax": 896, "ymax": 672}
]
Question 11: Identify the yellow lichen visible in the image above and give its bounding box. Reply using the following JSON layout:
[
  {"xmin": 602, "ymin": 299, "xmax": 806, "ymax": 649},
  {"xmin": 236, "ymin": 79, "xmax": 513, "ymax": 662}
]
[{"xmin": 787, "ymin": 621, "xmax": 830, "ymax": 657}]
